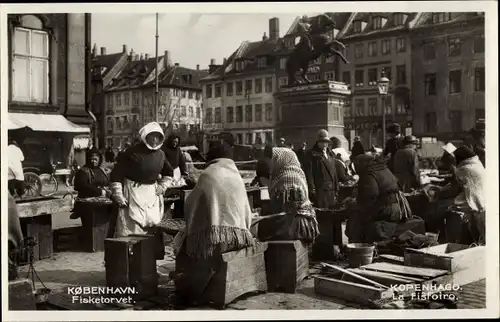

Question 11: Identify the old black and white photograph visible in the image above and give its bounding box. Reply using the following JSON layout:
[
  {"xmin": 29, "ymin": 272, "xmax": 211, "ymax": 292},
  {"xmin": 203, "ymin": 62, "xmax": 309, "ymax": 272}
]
[{"xmin": 1, "ymin": 2, "xmax": 498, "ymax": 320}]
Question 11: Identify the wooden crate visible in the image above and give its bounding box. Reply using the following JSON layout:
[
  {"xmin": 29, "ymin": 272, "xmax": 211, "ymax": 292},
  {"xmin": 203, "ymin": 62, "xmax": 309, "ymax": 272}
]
[
  {"xmin": 265, "ymin": 240, "xmax": 309, "ymax": 293},
  {"xmin": 80, "ymin": 203, "xmax": 114, "ymax": 252},
  {"xmin": 104, "ymin": 235, "xmax": 159, "ymax": 300},
  {"xmin": 404, "ymin": 243, "xmax": 485, "ymax": 273},
  {"xmin": 176, "ymin": 242, "xmax": 268, "ymax": 308},
  {"xmin": 8, "ymin": 278, "xmax": 37, "ymax": 310},
  {"xmin": 314, "ymin": 272, "xmax": 394, "ymax": 306},
  {"xmin": 18, "ymin": 213, "xmax": 53, "ymax": 264}
]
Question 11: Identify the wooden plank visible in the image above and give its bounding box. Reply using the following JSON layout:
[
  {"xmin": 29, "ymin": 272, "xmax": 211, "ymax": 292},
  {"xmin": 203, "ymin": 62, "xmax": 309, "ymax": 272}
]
[
  {"xmin": 322, "ymin": 263, "xmax": 389, "ymax": 290},
  {"xmin": 404, "ymin": 245, "xmax": 485, "ymax": 272},
  {"xmin": 347, "ymin": 268, "xmax": 417, "ymax": 286},
  {"xmin": 314, "ymin": 276, "xmax": 394, "ymax": 306},
  {"xmin": 361, "ymin": 262, "xmax": 448, "ymax": 278},
  {"xmin": 378, "ymin": 254, "xmax": 404, "ymax": 264},
  {"xmin": 17, "ymin": 198, "xmax": 72, "ymax": 218}
]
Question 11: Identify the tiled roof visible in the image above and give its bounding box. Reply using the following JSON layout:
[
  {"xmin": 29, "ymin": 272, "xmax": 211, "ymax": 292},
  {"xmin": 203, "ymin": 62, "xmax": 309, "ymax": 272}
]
[
  {"xmin": 341, "ymin": 12, "xmax": 420, "ymax": 39},
  {"xmin": 107, "ymin": 57, "xmax": 158, "ymax": 90},
  {"xmin": 92, "ymin": 53, "xmax": 124, "ymax": 78},
  {"xmin": 286, "ymin": 12, "xmax": 352, "ymax": 36},
  {"xmin": 200, "ymin": 38, "xmax": 279, "ymax": 82},
  {"xmin": 159, "ymin": 65, "xmax": 208, "ymax": 90},
  {"xmin": 412, "ymin": 12, "xmax": 484, "ymax": 29}
]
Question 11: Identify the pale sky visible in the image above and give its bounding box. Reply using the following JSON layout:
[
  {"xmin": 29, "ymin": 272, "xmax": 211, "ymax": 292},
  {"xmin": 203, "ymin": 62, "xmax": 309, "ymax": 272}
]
[{"xmin": 91, "ymin": 13, "xmax": 318, "ymax": 70}]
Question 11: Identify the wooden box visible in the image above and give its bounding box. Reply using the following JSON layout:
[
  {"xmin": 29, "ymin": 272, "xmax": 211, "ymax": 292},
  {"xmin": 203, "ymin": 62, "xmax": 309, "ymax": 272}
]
[
  {"xmin": 314, "ymin": 272, "xmax": 394, "ymax": 307},
  {"xmin": 18, "ymin": 213, "xmax": 53, "ymax": 264},
  {"xmin": 80, "ymin": 202, "xmax": 114, "ymax": 252},
  {"xmin": 8, "ymin": 278, "xmax": 36, "ymax": 310},
  {"xmin": 104, "ymin": 235, "xmax": 159, "ymax": 300},
  {"xmin": 404, "ymin": 243, "xmax": 485, "ymax": 285},
  {"xmin": 265, "ymin": 240, "xmax": 309, "ymax": 293},
  {"xmin": 176, "ymin": 242, "xmax": 268, "ymax": 308}
]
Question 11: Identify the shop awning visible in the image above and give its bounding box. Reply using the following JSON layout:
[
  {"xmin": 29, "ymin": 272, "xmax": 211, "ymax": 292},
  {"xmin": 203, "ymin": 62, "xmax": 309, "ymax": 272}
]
[{"xmin": 8, "ymin": 113, "xmax": 90, "ymax": 133}]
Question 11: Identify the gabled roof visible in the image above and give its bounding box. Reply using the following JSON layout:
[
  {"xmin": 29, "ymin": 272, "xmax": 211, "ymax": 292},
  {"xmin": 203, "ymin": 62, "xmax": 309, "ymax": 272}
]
[
  {"xmin": 92, "ymin": 52, "xmax": 125, "ymax": 78},
  {"xmin": 159, "ymin": 65, "xmax": 208, "ymax": 90},
  {"xmin": 341, "ymin": 12, "xmax": 421, "ymax": 39},
  {"xmin": 412, "ymin": 12, "xmax": 484, "ymax": 29},
  {"xmin": 107, "ymin": 57, "xmax": 159, "ymax": 91},
  {"xmin": 200, "ymin": 38, "xmax": 279, "ymax": 83}
]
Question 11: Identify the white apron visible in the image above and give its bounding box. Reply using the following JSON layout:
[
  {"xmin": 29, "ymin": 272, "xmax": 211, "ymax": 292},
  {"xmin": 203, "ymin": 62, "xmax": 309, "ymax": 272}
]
[{"xmin": 115, "ymin": 178, "xmax": 164, "ymax": 237}]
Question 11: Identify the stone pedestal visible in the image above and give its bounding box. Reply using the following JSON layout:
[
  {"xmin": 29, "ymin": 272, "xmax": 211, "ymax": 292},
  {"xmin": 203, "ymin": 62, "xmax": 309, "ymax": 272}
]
[{"xmin": 274, "ymin": 81, "xmax": 351, "ymax": 149}]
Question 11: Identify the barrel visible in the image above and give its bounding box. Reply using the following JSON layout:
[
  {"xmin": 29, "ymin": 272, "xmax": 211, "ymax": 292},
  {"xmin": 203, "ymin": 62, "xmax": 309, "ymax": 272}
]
[{"xmin": 346, "ymin": 243, "xmax": 375, "ymax": 268}]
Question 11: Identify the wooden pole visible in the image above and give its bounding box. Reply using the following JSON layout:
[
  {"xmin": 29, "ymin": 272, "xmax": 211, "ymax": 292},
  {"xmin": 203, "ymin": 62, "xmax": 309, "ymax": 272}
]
[{"xmin": 155, "ymin": 13, "xmax": 159, "ymax": 122}]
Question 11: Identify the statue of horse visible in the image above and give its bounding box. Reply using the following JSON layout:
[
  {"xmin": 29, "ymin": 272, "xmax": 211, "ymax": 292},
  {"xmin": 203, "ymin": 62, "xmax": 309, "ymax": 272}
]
[{"xmin": 285, "ymin": 15, "xmax": 349, "ymax": 86}]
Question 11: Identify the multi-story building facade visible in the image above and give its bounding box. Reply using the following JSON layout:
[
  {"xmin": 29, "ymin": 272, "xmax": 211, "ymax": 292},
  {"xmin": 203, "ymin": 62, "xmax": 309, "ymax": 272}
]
[
  {"xmin": 7, "ymin": 13, "xmax": 92, "ymax": 169},
  {"xmin": 411, "ymin": 12, "xmax": 485, "ymax": 141},
  {"xmin": 338, "ymin": 12, "xmax": 421, "ymax": 148},
  {"xmin": 91, "ymin": 45, "xmax": 130, "ymax": 148},
  {"xmin": 200, "ymin": 18, "xmax": 282, "ymax": 148},
  {"xmin": 103, "ymin": 53, "xmax": 164, "ymax": 148}
]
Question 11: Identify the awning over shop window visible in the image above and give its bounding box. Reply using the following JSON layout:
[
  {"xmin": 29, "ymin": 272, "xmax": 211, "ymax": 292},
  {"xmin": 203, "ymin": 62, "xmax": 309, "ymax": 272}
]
[{"xmin": 8, "ymin": 113, "xmax": 90, "ymax": 133}]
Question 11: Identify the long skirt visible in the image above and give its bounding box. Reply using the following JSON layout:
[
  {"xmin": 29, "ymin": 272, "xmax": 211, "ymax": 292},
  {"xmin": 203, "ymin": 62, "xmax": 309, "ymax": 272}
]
[{"xmin": 257, "ymin": 214, "xmax": 319, "ymax": 243}]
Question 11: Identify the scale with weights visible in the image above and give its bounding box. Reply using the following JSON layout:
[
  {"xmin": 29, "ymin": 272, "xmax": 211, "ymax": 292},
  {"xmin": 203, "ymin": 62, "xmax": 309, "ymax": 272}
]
[{"xmin": 23, "ymin": 237, "xmax": 52, "ymax": 305}]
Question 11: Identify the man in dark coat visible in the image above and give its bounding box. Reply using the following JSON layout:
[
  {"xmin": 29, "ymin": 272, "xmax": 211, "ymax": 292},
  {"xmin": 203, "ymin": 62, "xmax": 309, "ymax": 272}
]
[
  {"xmin": 384, "ymin": 123, "xmax": 404, "ymax": 173},
  {"xmin": 393, "ymin": 135, "xmax": 421, "ymax": 193},
  {"xmin": 469, "ymin": 119, "xmax": 485, "ymax": 168},
  {"xmin": 294, "ymin": 142, "xmax": 308, "ymax": 169},
  {"xmin": 304, "ymin": 130, "xmax": 338, "ymax": 209}
]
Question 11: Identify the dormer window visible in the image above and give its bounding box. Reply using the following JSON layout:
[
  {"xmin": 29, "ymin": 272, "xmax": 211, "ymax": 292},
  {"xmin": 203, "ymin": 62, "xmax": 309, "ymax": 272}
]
[
  {"xmin": 353, "ymin": 20, "xmax": 362, "ymax": 33},
  {"xmin": 257, "ymin": 57, "xmax": 267, "ymax": 68},
  {"xmin": 373, "ymin": 17, "xmax": 382, "ymax": 30},
  {"xmin": 394, "ymin": 13, "xmax": 407, "ymax": 25},
  {"xmin": 432, "ymin": 13, "xmax": 452, "ymax": 24}
]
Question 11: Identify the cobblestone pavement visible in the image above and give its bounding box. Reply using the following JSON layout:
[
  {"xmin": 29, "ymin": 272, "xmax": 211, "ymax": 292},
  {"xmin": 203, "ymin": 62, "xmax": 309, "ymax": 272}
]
[{"xmin": 18, "ymin": 247, "xmax": 486, "ymax": 311}]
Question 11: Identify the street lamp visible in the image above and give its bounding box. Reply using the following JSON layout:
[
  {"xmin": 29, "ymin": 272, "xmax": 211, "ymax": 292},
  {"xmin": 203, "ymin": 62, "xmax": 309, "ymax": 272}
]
[{"xmin": 377, "ymin": 69, "xmax": 390, "ymax": 148}]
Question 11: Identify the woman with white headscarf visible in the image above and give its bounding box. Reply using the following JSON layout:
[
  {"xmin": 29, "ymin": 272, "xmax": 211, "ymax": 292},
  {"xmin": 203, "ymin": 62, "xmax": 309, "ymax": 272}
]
[{"xmin": 110, "ymin": 122, "xmax": 174, "ymax": 237}]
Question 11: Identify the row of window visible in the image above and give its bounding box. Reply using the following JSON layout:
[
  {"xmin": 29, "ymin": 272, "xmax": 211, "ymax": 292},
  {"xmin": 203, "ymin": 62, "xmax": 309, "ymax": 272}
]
[
  {"xmin": 234, "ymin": 132, "xmax": 274, "ymax": 146},
  {"xmin": 107, "ymin": 89, "xmax": 202, "ymax": 109},
  {"xmin": 205, "ymin": 104, "xmax": 279, "ymax": 124},
  {"xmin": 424, "ymin": 67, "xmax": 485, "ymax": 95},
  {"xmin": 352, "ymin": 13, "xmax": 407, "ymax": 34},
  {"xmin": 106, "ymin": 137, "xmax": 131, "ymax": 149},
  {"xmin": 424, "ymin": 109, "xmax": 485, "ymax": 133},
  {"xmin": 422, "ymin": 34, "xmax": 484, "ymax": 61},
  {"xmin": 344, "ymin": 65, "xmax": 407, "ymax": 88},
  {"xmin": 160, "ymin": 105, "xmax": 202, "ymax": 119},
  {"xmin": 205, "ymin": 77, "xmax": 274, "ymax": 98},
  {"xmin": 354, "ymin": 38, "xmax": 407, "ymax": 59},
  {"xmin": 350, "ymin": 97, "xmax": 409, "ymax": 117},
  {"xmin": 106, "ymin": 115, "xmax": 140, "ymax": 133}
]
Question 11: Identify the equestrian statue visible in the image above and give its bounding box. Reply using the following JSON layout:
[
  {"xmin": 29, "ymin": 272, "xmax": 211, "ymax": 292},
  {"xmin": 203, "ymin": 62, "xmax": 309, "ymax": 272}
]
[{"xmin": 285, "ymin": 13, "xmax": 349, "ymax": 86}]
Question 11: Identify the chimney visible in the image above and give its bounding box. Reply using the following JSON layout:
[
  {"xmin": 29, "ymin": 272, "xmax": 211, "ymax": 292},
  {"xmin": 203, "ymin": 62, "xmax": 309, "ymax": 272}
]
[
  {"xmin": 140, "ymin": 53, "xmax": 144, "ymax": 60},
  {"xmin": 163, "ymin": 50, "xmax": 171, "ymax": 66},
  {"xmin": 223, "ymin": 58, "xmax": 227, "ymax": 64},
  {"xmin": 196, "ymin": 64, "xmax": 200, "ymax": 70},
  {"xmin": 129, "ymin": 48, "xmax": 135, "ymax": 60},
  {"xmin": 262, "ymin": 32, "xmax": 268, "ymax": 41},
  {"xmin": 269, "ymin": 17, "xmax": 279, "ymax": 40},
  {"xmin": 210, "ymin": 58, "xmax": 216, "ymax": 65},
  {"xmin": 145, "ymin": 54, "xmax": 149, "ymax": 60},
  {"xmin": 100, "ymin": 47, "xmax": 106, "ymax": 55},
  {"xmin": 92, "ymin": 43, "xmax": 97, "ymax": 57},
  {"xmin": 122, "ymin": 44, "xmax": 128, "ymax": 53},
  {"xmin": 175, "ymin": 63, "xmax": 179, "ymax": 67},
  {"xmin": 134, "ymin": 54, "xmax": 139, "ymax": 61}
]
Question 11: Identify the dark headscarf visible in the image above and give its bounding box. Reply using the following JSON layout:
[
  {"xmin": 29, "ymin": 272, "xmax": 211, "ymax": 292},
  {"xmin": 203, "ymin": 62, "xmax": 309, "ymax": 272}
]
[
  {"xmin": 353, "ymin": 153, "xmax": 387, "ymax": 175},
  {"xmin": 165, "ymin": 134, "xmax": 181, "ymax": 148},
  {"xmin": 86, "ymin": 147, "xmax": 103, "ymax": 168},
  {"xmin": 454, "ymin": 145, "xmax": 476, "ymax": 165},
  {"xmin": 206, "ymin": 140, "xmax": 234, "ymax": 162},
  {"xmin": 351, "ymin": 141, "xmax": 365, "ymax": 160}
]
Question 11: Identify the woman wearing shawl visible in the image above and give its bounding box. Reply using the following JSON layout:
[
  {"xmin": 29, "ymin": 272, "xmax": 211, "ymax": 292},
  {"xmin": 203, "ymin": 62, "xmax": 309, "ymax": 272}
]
[
  {"xmin": 71, "ymin": 147, "xmax": 111, "ymax": 219},
  {"xmin": 349, "ymin": 139, "xmax": 365, "ymax": 174},
  {"xmin": 172, "ymin": 140, "xmax": 256, "ymax": 305},
  {"xmin": 110, "ymin": 122, "xmax": 174, "ymax": 237},
  {"xmin": 346, "ymin": 154, "xmax": 412, "ymax": 243},
  {"xmin": 258, "ymin": 147, "xmax": 320, "ymax": 242}
]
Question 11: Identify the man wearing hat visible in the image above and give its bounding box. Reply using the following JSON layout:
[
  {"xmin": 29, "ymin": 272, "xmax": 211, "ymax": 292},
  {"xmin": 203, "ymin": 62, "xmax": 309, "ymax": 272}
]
[
  {"xmin": 469, "ymin": 119, "xmax": 485, "ymax": 168},
  {"xmin": 393, "ymin": 135, "xmax": 422, "ymax": 193},
  {"xmin": 383, "ymin": 123, "xmax": 404, "ymax": 173},
  {"xmin": 304, "ymin": 129, "xmax": 339, "ymax": 209}
]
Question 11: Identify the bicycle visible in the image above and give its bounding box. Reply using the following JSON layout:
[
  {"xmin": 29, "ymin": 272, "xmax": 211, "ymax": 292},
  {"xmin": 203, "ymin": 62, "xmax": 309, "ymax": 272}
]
[
  {"xmin": 11, "ymin": 171, "xmax": 43, "ymax": 199},
  {"xmin": 39, "ymin": 162, "xmax": 79, "ymax": 197}
]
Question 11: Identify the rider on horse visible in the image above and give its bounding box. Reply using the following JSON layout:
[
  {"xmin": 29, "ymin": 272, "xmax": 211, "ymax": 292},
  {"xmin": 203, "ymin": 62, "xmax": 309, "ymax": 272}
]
[{"xmin": 297, "ymin": 14, "xmax": 336, "ymax": 53}]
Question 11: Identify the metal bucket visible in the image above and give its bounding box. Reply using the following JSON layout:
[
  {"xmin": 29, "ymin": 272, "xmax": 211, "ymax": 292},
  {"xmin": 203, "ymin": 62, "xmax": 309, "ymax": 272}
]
[
  {"xmin": 33, "ymin": 287, "xmax": 51, "ymax": 304},
  {"xmin": 346, "ymin": 243, "xmax": 375, "ymax": 268}
]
